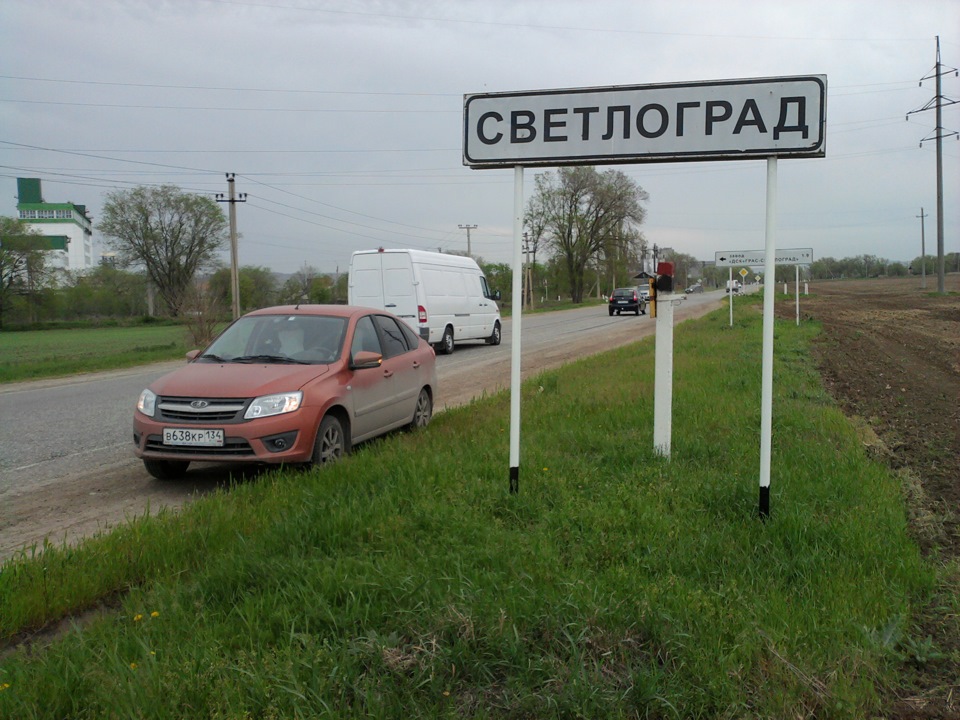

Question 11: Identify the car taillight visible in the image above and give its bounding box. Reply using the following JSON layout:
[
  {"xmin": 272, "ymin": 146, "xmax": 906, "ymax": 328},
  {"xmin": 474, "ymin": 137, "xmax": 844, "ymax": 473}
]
[
  {"xmin": 418, "ymin": 305, "xmax": 427, "ymax": 323},
  {"xmin": 632, "ymin": 293, "xmax": 638, "ymax": 301}
]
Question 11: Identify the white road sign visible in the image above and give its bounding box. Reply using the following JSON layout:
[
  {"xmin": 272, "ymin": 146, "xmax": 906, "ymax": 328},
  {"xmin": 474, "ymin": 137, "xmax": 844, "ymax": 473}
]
[
  {"xmin": 715, "ymin": 248, "xmax": 814, "ymax": 267},
  {"xmin": 464, "ymin": 75, "xmax": 826, "ymax": 168}
]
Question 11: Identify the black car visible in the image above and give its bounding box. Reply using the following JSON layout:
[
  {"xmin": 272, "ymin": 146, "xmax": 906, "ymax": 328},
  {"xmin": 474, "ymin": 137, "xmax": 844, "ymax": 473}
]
[{"xmin": 608, "ymin": 287, "xmax": 646, "ymax": 316}]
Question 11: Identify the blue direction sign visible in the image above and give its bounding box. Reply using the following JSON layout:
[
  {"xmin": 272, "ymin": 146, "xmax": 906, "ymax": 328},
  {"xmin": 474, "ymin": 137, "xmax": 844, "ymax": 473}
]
[{"xmin": 715, "ymin": 248, "xmax": 814, "ymax": 267}]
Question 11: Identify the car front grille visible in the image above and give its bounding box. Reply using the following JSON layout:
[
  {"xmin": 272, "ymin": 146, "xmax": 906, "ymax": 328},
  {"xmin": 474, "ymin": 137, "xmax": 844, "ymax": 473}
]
[
  {"xmin": 144, "ymin": 434, "xmax": 255, "ymax": 456},
  {"xmin": 156, "ymin": 396, "xmax": 249, "ymax": 423}
]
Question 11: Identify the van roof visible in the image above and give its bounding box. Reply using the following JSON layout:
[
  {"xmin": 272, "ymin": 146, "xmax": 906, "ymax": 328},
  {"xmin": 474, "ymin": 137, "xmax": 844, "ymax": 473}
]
[{"xmin": 351, "ymin": 248, "xmax": 481, "ymax": 269}]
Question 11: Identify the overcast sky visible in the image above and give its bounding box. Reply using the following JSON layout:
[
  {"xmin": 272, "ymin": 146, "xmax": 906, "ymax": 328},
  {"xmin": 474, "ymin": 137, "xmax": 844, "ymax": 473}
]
[{"xmin": 2, "ymin": 0, "xmax": 957, "ymax": 274}]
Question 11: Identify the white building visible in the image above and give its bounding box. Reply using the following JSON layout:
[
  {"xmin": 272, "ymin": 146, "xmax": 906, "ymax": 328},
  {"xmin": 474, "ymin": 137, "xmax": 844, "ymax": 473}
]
[{"xmin": 16, "ymin": 177, "xmax": 96, "ymax": 271}]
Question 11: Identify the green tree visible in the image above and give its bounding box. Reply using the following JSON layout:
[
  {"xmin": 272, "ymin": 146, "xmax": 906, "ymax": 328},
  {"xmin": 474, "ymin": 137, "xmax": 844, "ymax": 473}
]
[
  {"xmin": 277, "ymin": 266, "xmax": 333, "ymax": 305},
  {"xmin": 0, "ymin": 217, "xmax": 52, "ymax": 328},
  {"xmin": 98, "ymin": 185, "xmax": 228, "ymax": 317},
  {"xmin": 60, "ymin": 265, "xmax": 149, "ymax": 319},
  {"xmin": 208, "ymin": 266, "xmax": 278, "ymax": 313},
  {"xmin": 526, "ymin": 167, "xmax": 648, "ymax": 303}
]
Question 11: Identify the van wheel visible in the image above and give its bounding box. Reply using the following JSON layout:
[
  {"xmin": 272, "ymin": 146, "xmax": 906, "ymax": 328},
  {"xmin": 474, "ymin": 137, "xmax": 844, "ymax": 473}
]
[
  {"xmin": 143, "ymin": 459, "xmax": 189, "ymax": 481},
  {"xmin": 486, "ymin": 321, "xmax": 502, "ymax": 346},
  {"xmin": 438, "ymin": 326, "xmax": 455, "ymax": 355}
]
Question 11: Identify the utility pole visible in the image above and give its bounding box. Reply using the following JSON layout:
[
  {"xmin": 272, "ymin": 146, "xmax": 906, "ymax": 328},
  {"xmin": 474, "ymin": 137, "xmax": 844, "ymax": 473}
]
[
  {"xmin": 907, "ymin": 36, "xmax": 958, "ymax": 294},
  {"xmin": 458, "ymin": 224, "xmax": 477, "ymax": 257},
  {"xmin": 917, "ymin": 208, "xmax": 928, "ymax": 289},
  {"xmin": 216, "ymin": 173, "xmax": 247, "ymax": 319}
]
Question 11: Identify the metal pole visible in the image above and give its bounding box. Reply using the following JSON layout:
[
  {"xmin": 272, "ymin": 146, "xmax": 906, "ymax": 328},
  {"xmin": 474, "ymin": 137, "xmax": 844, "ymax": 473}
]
[
  {"xmin": 728, "ymin": 267, "xmax": 734, "ymax": 327},
  {"xmin": 934, "ymin": 38, "xmax": 945, "ymax": 294},
  {"xmin": 227, "ymin": 174, "xmax": 240, "ymax": 320},
  {"xmin": 759, "ymin": 157, "xmax": 778, "ymax": 519},
  {"xmin": 795, "ymin": 264, "xmax": 800, "ymax": 326},
  {"xmin": 918, "ymin": 208, "xmax": 927, "ymax": 290},
  {"xmin": 509, "ymin": 167, "xmax": 524, "ymax": 494}
]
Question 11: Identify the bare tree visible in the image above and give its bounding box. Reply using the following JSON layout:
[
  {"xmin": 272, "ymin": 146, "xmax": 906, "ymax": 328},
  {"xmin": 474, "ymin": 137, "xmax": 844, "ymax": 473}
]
[
  {"xmin": 526, "ymin": 167, "xmax": 648, "ymax": 303},
  {"xmin": 99, "ymin": 186, "xmax": 228, "ymax": 317}
]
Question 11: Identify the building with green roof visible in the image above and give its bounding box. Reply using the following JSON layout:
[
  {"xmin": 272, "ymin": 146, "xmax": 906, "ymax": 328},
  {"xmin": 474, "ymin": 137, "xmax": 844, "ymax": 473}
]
[{"xmin": 16, "ymin": 177, "xmax": 95, "ymax": 270}]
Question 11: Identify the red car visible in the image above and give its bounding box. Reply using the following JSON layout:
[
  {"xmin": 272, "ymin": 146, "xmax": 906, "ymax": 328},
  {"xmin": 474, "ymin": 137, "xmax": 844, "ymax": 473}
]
[{"xmin": 133, "ymin": 305, "xmax": 437, "ymax": 480}]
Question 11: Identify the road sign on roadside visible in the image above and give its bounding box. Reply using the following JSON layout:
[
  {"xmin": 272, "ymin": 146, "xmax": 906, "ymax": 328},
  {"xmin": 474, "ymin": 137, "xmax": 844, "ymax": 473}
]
[{"xmin": 715, "ymin": 248, "xmax": 814, "ymax": 267}]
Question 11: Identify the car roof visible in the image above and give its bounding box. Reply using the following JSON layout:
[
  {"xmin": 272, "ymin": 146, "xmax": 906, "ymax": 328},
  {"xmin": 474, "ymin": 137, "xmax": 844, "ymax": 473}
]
[{"xmin": 242, "ymin": 304, "xmax": 373, "ymax": 320}]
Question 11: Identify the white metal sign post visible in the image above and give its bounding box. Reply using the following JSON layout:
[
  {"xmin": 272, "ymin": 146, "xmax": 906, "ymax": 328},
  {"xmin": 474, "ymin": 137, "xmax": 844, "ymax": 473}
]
[
  {"xmin": 715, "ymin": 247, "xmax": 814, "ymax": 517},
  {"xmin": 509, "ymin": 166, "xmax": 524, "ymax": 493},
  {"xmin": 465, "ymin": 76, "xmax": 825, "ymax": 502},
  {"xmin": 759, "ymin": 159, "xmax": 778, "ymax": 519}
]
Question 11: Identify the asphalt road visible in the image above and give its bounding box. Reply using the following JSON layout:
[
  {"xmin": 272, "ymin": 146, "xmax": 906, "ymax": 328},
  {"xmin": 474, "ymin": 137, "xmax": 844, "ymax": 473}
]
[{"xmin": 0, "ymin": 292, "xmax": 725, "ymax": 560}]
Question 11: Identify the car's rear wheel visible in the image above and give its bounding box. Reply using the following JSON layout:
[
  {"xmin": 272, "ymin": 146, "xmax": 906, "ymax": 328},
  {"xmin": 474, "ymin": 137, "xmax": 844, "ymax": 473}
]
[
  {"xmin": 313, "ymin": 414, "xmax": 349, "ymax": 465},
  {"xmin": 486, "ymin": 321, "xmax": 502, "ymax": 346},
  {"xmin": 608, "ymin": 307, "xmax": 614, "ymax": 316},
  {"xmin": 143, "ymin": 459, "xmax": 190, "ymax": 481},
  {"xmin": 408, "ymin": 388, "xmax": 433, "ymax": 430},
  {"xmin": 438, "ymin": 326, "xmax": 455, "ymax": 355}
]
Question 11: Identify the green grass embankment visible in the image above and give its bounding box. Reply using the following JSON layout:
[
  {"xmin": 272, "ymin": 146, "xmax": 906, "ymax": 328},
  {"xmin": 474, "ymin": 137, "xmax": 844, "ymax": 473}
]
[
  {"xmin": 0, "ymin": 325, "xmax": 193, "ymax": 383},
  {"xmin": 0, "ymin": 302, "xmax": 939, "ymax": 718}
]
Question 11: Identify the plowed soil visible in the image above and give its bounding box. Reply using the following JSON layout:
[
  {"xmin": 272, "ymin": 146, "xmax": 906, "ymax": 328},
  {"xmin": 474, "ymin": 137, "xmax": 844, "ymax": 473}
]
[{"xmin": 786, "ymin": 275, "xmax": 959, "ymax": 719}]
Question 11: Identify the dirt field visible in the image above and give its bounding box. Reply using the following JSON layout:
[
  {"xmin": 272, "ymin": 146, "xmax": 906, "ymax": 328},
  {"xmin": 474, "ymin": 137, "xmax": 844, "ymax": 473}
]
[{"xmin": 789, "ymin": 275, "xmax": 959, "ymax": 719}]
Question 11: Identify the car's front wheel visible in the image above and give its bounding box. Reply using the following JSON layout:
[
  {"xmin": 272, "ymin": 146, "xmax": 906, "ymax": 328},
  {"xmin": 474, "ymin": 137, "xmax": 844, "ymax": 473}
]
[
  {"xmin": 313, "ymin": 414, "xmax": 349, "ymax": 465},
  {"xmin": 143, "ymin": 459, "xmax": 190, "ymax": 481},
  {"xmin": 408, "ymin": 388, "xmax": 433, "ymax": 430}
]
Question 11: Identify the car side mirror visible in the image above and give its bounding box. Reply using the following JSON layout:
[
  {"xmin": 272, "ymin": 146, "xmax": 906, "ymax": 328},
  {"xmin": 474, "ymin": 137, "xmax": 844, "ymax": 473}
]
[
  {"xmin": 491, "ymin": 290, "xmax": 501, "ymax": 301},
  {"xmin": 351, "ymin": 350, "xmax": 383, "ymax": 369}
]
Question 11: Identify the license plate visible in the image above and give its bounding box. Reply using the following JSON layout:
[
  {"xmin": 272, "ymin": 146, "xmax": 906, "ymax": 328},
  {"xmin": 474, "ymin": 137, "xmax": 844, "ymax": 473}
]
[{"xmin": 163, "ymin": 428, "xmax": 224, "ymax": 447}]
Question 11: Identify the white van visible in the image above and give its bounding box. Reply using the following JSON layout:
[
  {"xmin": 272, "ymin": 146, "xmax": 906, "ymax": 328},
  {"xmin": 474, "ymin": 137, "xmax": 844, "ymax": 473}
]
[{"xmin": 348, "ymin": 249, "xmax": 502, "ymax": 354}]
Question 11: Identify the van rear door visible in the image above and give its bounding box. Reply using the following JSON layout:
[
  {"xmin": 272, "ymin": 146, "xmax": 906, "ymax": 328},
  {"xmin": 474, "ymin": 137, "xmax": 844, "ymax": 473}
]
[{"xmin": 380, "ymin": 252, "xmax": 419, "ymax": 330}]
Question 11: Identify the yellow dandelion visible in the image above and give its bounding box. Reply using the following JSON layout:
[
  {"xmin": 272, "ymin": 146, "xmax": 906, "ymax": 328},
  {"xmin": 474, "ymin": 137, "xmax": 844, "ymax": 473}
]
[
  {"xmin": 130, "ymin": 663, "xmax": 138, "ymax": 670},
  {"xmin": 134, "ymin": 614, "xmax": 143, "ymax": 622},
  {"xmin": 443, "ymin": 691, "xmax": 450, "ymax": 697},
  {"xmin": 0, "ymin": 683, "xmax": 10, "ymax": 691},
  {"xmin": 150, "ymin": 611, "xmax": 160, "ymax": 618}
]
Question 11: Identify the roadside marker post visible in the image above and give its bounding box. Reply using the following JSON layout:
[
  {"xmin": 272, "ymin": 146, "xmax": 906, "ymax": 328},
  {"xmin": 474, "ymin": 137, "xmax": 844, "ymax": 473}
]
[{"xmin": 653, "ymin": 295, "xmax": 686, "ymax": 458}]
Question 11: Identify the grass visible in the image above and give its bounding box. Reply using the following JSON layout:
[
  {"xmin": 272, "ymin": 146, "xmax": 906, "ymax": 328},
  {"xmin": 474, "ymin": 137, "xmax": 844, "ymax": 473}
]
[
  {"xmin": 0, "ymin": 325, "xmax": 195, "ymax": 383},
  {"xmin": 0, "ymin": 301, "xmax": 947, "ymax": 718}
]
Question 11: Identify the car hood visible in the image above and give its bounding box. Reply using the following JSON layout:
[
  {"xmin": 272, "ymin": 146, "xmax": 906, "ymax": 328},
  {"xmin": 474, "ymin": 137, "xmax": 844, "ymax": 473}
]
[{"xmin": 149, "ymin": 362, "xmax": 332, "ymax": 398}]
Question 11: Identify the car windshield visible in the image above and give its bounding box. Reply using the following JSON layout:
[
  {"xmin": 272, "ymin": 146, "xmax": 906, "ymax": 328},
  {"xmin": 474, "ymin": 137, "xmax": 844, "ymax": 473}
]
[
  {"xmin": 613, "ymin": 289, "xmax": 633, "ymax": 297},
  {"xmin": 201, "ymin": 314, "xmax": 348, "ymax": 365}
]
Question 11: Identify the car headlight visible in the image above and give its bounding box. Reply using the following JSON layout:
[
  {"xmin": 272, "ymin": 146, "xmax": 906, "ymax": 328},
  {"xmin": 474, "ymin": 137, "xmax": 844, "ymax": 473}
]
[
  {"xmin": 245, "ymin": 391, "xmax": 303, "ymax": 419},
  {"xmin": 137, "ymin": 388, "xmax": 157, "ymax": 417}
]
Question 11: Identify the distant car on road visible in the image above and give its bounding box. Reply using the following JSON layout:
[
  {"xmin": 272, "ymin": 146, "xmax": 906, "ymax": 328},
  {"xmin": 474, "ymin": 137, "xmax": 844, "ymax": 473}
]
[
  {"xmin": 133, "ymin": 305, "xmax": 437, "ymax": 480},
  {"xmin": 685, "ymin": 284, "xmax": 704, "ymax": 294},
  {"xmin": 608, "ymin": 287, "xmax": 646, "ymax": 316}
]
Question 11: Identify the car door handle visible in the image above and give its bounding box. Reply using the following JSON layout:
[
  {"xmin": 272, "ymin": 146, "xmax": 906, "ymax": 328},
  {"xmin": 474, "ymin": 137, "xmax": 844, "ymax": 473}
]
[
  {"xmin": 383, "ymin": 369, "xmax": 394, "ymax": 378},
  {"xmin": 385, "ymin": 304, "xmax": 397, "ymax": 308},
  {"xmin": 412, "ymin": 361, "xmax": 421, "ymax": 369}
]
